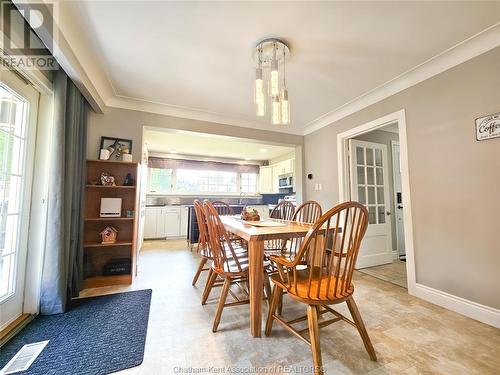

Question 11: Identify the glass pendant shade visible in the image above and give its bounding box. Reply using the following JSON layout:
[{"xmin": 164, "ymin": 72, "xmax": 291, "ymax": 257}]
[
  {"xmin": 255, "ymin": 68, "xmax": 263, "ymax": 102},
  {"xmin": 255, "ymin": 67, "xmax": 265, "ymax": 116},
  {"xmin": 271, "ymin": 96, "xmax": 281, "ymax": 125},
  {"xmin": 270, "ymin": 58, "xmax": 279, "ymax": 97},
  {"xmin": 280, "ymin": 87, "xmax": 290, "ymax": 124}
]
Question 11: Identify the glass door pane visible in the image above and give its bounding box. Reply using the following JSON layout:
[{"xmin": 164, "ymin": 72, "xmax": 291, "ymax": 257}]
[{"xmin": 0, "ymin": 84, "xmax": 29, "ymax": 302}]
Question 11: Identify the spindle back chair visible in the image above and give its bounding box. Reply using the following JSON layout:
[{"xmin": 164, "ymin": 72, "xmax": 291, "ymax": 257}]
[
  {"xmin": 212, "ymin": 201, "xmax": 235, "ymax": 216},
  {"xmin": 265, "ymin": 201, "xmax": 376, "ymax": 374},
  {"xmin": 281, "ymin": 200, "xmax": 323, "ymax": 260},
  {"xmin": 204, "ymin": 200, "xmax": 244, "ymax": 275},
  {"xmin": 203, "ymin": 200, "xmax": 252, "ymax": 331},
  {"xmin": 265, "ymin": 201, "xmax": 296, "ymax": 252},
  {"xmin": 192, "ymin": 200, "xmax": 211, "ymax": 286},
  {"xmin": 269, "ymin": 200, "xmax": 295, "ymax": 220}
]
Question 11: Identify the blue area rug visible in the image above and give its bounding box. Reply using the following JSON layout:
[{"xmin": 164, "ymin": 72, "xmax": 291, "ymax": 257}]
[{"xmin": 0, "ymin": 289, "xmax": 152, "ymax": 375}]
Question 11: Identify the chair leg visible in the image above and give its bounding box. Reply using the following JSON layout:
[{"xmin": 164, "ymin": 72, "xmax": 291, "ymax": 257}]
[
  {"xmin": 212, "ymin": 277, "xmax": 231, "ymax": 333},
  {"xmin": 265, "ymin": 284, "xmax": 282, "ymax": 336},
  {"xmin": 346, "ymin": 297, "xmax": 377, "ymax": 361},
  {"xmin": 277, "ymin": 293, "xmax": 283, "ymax": 315},
  {"xmin": 307, "ymin": 305, "xmax": 323, "ymax": 375},
  {"xmin": 192, "ymin": 257, "xmax": 208, "ymax": 286},
  {"xmin": 201, "ymin": 268, "xmax": 217, "ymax": 305},
  {"xmin": 263, "ymin": 273, "xmax": 272, "ymax": 307}
]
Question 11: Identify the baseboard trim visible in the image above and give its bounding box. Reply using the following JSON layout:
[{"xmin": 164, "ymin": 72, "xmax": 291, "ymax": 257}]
[{"xmin": 415, "ymin": 283, "xmax": 500, "ymax": 328}]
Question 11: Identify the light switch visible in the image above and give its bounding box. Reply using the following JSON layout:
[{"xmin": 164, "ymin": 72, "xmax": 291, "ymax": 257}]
[
  {"xmin": 319, "ymin": 183, "xmax": 323, "ymax": 190},
  {"xmin": 314, "ymin": 183, "xmax": 319, "ymax": 191}
]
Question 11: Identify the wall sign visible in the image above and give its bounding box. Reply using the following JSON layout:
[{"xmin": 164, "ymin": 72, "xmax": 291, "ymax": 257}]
[{"xmin": 475, "ymin": 112, "xmax": 500, "ymax": 141}]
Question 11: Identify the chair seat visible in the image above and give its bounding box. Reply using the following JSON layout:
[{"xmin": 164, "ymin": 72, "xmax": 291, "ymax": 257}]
[
  {"xmin": 199, "ymin": 241, "xmax": 248, "ymax": 259},
  {"xmin": 270, "ymin": 266, "xmax": 354, "ymax": 303}
]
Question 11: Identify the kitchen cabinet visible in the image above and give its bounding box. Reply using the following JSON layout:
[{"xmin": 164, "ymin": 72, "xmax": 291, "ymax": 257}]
[
  {"xmin": 259, "ymin": 158, "xmax": 295, "ymax": 193},
  {"xmin": 277, "ymin": 159, "xmax": 294, "ymax": 175},
  {"xmin": 258, "ymin": 166, "xmax": 274, "ymax": 193},
  {"xmin": 144, "ymin": 207, "xmax": 161, "ymax": 239},
  {"xmin": 272, "ymin": 165, "xmax": 281, "ymax": 193},
  {"xmin": 164, "ymin": 206, "xmax": 180, "ymax": 237},
  {"xmin": 180, "ymin": 206, "xmax": 188, "ymax": 237},
  {"xmin": 144, "ymin": 205, "xmax": 183, "ymax": 239}
]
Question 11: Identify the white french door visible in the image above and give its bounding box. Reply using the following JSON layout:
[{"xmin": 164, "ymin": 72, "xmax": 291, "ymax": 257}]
[
  {"xmin": 0, "ymin": 69, "xmax": 39, "ymax": 330},
  {"xmin": 349, "ymin": 139, "xmax": 393, "ymax": 268}
]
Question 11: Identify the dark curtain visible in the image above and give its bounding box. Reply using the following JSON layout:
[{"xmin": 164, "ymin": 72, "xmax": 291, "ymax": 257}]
[
  {"xmin": 148, "ymin": 157, "xmax": 260, "ymax": 173},
  {"xmin": 40, "ymin": 69, "xmax": 87, "ymax": 315}
]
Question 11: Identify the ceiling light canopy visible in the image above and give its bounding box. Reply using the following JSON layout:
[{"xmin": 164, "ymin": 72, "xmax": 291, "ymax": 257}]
[{"xmin": 253, "ymin": 38, "xmax": 290, "ymax": 125}]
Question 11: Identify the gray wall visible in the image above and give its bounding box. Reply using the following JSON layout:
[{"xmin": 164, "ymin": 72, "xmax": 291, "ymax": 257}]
[
  {"xmin": 353, "ymin": 130, "xmax": 400, "ymax": 251},
  {"xmin": 304, "ymin": 47, "xmax": 500, "ymax": 309},
  {"xmin": 87, "ymin": 107, "xmax": 303, "ymax": 162}
]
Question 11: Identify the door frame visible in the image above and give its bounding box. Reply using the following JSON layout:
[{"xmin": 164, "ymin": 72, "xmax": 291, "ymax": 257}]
[
  {"xmin": 391, "ymin": 140, "xmax": 405, "ymax": 258},
  {"xmin": 337, "ymin": 109, "xmax": 416, "ymax": 295}
]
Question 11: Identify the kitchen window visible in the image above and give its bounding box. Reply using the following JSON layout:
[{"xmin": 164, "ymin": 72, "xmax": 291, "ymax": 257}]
[
  {"xmin": 240, "ymin": 173, "xmax": 257, "ymax": 194},
  {"xmin": 147, "ymin": 157, "xmax": 259, "ymax": 195},
  {"xmin": 149, "ymin": 168, "xmax": 173, "ymax": 193},
  {"xmin": 176, "ymin": 169, "xmax": 237, "ymax": 193}
]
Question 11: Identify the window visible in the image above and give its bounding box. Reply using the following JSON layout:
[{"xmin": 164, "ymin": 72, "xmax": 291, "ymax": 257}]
[
  {"xmin": 147, "ymin": 162, "xmax": 259, "ymax": 195},
  {"xmin": 176, "ymin": 169, "xmax": 237, "ymax": 193},
  {"xmin": 149, "ymin": 168, "xmax": 172, "ymax": 193},
  {"xmin": 240, "ymin": 173, "xmax": 257, "ymax": 194}
]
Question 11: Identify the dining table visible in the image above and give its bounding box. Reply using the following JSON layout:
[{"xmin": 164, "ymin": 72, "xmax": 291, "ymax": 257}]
[{"xmin": 220, "ymin": 215, "xmax": 319, "ymax": 337}]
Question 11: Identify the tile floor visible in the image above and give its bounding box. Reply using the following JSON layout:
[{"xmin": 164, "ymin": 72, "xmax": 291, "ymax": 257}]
[
  {"xmin": 80, "ymin": 240, "xmax": 500, "ymax": 375},
  {"xmin": 358, "ymin": 260, "xmax": 408, "ymax": 288}
]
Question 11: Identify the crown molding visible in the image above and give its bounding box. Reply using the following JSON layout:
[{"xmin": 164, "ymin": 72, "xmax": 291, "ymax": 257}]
[
  {"xmin": 302, "ymin": 22, "xmax": 500, "ymax": 135},
  {"xmin": 106, "ymin": 95, "xmax": 305, "ymax": 135}
]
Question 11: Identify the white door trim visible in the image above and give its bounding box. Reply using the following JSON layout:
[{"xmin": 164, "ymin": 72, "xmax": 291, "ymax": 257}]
[
  {"xmin": 337, "ymin": 109, "xmax": 417, "ymax": 295},
  {"xmin": 391, "ymin": 140, "xmax": 404, "ymax": 257}
]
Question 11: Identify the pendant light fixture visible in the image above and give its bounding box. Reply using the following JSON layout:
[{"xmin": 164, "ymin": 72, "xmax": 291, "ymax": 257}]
[{"xmin": 253, "ymin": 38, "xmax": 290, "ymax": 125}]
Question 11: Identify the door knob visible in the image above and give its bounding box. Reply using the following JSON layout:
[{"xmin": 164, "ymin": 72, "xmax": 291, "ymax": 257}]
[
  {"xmin": 397, "ymin": 205, "xmax": 403, "ymax": 209},
  {"xmin": 386, "ymin": 211, "xmax": 391, "ymax": 216}
]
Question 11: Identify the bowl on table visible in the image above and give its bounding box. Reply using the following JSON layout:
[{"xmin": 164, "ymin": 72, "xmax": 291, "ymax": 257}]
[{"xmin": 241, "ymin": 206, "xmax": 260, "ymax": 221}]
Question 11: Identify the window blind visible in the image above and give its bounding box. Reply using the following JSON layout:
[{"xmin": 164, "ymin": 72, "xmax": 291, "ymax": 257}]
[{"xmin": 148, "ymin": 157, "xmax": 259, "ymax": 174}]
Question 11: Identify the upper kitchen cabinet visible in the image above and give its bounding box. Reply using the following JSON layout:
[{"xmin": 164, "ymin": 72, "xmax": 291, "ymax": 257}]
[
  {"xmin": 259, "ymin": 157, "xmax": 295, "ymax": 193},
  {"xmin": 259, "ymin": 165, "xmax": 274, "ymax": 193},
  {"xmin": 276, "ymin": 159, "xmax": 294, "ymax": 175}
]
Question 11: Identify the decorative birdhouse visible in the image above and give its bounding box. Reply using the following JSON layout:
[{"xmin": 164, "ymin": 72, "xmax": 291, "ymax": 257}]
[{"xmin": 100, "ymin": 226, "xmax": 118, "ymax": 244}]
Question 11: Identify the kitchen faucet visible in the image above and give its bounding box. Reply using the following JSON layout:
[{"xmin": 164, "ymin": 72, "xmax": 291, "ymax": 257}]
[{"xmin": 239, "ymin": 192, "xmax": 246, "ymax": 205}]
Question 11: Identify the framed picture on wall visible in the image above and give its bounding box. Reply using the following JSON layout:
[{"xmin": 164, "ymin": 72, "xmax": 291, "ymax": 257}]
[{"xmin": 99, "ymin": 136, "xmax": 133, "ymax": 160}]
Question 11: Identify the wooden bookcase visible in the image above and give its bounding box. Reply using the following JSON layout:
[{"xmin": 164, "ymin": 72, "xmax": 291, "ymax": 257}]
[{"xmin": 83, "ymin": 160, "xmax": 140, "ymax": 289}]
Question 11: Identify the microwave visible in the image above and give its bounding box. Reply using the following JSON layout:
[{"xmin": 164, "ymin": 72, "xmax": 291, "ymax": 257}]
[{"xmin": 278, "ymin": 174, "xmax": 293, "ymax": 188}]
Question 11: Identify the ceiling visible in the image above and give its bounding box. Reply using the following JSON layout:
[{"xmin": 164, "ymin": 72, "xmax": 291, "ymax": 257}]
[
  {"xmin": 143, "ymin": 129, "xmax": 294, "ymax": 161},
  {"xmin": 61, "ymin": 1, "xmax": 500, "ymax": 134}
]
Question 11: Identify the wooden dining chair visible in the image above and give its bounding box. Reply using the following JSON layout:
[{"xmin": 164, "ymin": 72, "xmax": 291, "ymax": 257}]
[
  {"xmin": 192, "ymin": 200, "xmax": 212, "ymax": 287},
  {"xmin": 197, "ymin": 200, "xmax": 247, "ymax": 304},
  {"xmin": 294, "ymin": 200, "xmax": 322, "ymax": 224},
  {"xmin": 265, "ymin": 201, "xmax": 296, "ymax": 252},
  {"xmin": 270, "ymin": 200, "xmax": 295, "ymax": 220},
  {"xmin": 212, "ymin": 201, "xmax": 235, "ymax": 215},
  {"xmin": 265, "ymin": 201, "xmax": 376, "ymax": 374},
  {"xmin": 271, "ymin": 200, "xmax": 323, "ymax": 313},
  {"xmin": 203, "ymin": 200, "xmax": 272, "ymax": 332}
]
